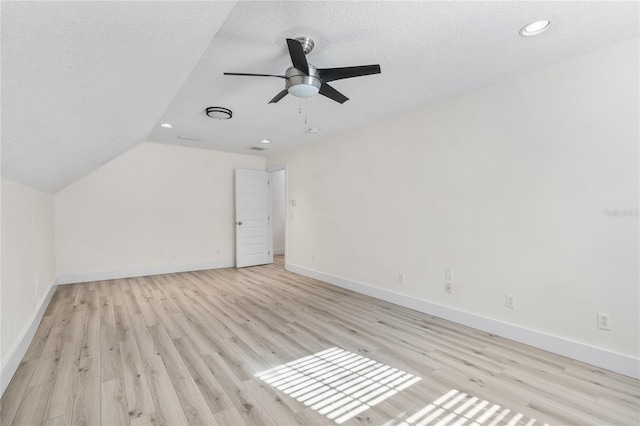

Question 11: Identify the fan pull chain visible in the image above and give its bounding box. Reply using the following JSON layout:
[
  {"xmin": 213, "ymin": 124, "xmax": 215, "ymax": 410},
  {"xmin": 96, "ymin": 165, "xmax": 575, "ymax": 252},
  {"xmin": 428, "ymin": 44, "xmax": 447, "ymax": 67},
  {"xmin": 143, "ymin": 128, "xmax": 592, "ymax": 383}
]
[{"xmin": 304, "ymin": 98, "xmax": 308, "ymax": 124}]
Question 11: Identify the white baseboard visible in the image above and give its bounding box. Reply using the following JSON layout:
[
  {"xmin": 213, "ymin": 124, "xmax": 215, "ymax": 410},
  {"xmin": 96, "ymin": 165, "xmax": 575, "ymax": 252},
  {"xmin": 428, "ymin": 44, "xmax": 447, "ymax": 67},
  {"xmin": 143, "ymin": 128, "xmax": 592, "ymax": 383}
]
[
  {"xmin": 57, "ymin": 260, "xmax": 236, "ymax": 285},
  {"xmin": 273, "ymin": 248, "xmax": 285, "ymax": 255},
  {"xmin": 1, "ymin": 279, "xmax": 57, "ymax": 397},
  {"xmin": 286, "ymin": 263, "xmax": 640, "ymax": 380}
]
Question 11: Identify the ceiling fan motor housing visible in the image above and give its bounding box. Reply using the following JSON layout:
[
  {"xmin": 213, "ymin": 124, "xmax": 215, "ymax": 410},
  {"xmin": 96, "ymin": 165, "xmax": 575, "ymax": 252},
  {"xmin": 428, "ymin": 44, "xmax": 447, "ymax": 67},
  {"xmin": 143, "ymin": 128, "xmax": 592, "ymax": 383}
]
[{"xmin": 286, "ymin": 65, "xmax": 321, "ymax": 98}]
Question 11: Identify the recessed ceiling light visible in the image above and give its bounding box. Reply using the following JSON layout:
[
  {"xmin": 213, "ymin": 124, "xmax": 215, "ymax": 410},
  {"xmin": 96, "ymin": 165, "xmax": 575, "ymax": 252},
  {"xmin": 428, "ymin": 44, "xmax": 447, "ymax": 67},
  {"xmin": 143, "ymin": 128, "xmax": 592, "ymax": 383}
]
[
  {"xmin": 160, "ymin": 123, "xmax": 174, "ymax": 128},
  {"xmin": 520, "ymin": 20, "xmax": 551, "ymax": 37},
  {"xmin": 307, "ymin": 127, "xmax": 320, "ymax": 134},
  {"xmin": 259, "ymin": 139, "xmax": 271, "ymax": 144}
]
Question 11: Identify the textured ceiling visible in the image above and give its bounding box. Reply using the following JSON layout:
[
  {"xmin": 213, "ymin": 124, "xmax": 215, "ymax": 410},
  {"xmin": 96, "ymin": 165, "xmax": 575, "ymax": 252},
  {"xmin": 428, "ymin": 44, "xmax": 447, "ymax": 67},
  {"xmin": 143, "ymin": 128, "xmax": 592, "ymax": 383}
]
[
  {"xmin": 2, "ymin": 1, "xmax": 638, "ymax": 193},
  {"xmin": 148, "ymin": 1, "xmax": 639, "ymax": 156},
  {"xmin": 1, "ymin": 1, "xmax": 236, "ymax": 192}
]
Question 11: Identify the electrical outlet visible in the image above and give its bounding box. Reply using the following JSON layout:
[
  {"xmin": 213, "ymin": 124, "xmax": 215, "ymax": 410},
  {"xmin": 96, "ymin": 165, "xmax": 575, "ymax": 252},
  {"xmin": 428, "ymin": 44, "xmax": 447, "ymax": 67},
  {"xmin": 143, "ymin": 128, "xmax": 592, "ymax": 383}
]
[
  {"xmin": 398, "ymin": 273, "xmax": 405, "ymax": 283},
  {"xmin": 505, "ymin": 293, "xmax": 515, "ymax": 309},
  {"xmin": 445, "ymin": 282, "xmax": 452, "ymax": 294},
  {"xmin": 597, "ymin": 313, "xmax": 611, "ymax": 330}
]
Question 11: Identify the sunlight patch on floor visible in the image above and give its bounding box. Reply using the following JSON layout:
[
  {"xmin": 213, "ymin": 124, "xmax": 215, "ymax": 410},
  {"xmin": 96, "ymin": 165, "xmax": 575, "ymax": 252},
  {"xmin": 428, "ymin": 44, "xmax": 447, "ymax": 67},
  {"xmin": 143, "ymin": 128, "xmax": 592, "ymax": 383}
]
[
  {"xmin": 255, "ymin": 347, "xmax": 422, "ymax": 424},
  {"xmin": 385, "ymin": 389, "xmax": 549, "ymax": 426}
]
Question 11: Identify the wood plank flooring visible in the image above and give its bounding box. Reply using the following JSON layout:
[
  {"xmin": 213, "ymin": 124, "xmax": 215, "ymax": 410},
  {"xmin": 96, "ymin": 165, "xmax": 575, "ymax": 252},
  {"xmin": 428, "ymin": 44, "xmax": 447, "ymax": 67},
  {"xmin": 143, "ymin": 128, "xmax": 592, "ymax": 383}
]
[{"xmin": 1, "ymin": 256, "xmax": 638, "ymax": 425}]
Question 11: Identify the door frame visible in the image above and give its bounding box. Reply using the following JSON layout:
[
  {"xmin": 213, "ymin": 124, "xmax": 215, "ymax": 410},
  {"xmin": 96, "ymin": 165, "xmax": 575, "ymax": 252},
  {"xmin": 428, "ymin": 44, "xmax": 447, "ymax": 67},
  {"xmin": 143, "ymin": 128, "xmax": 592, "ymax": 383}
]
[{"xmin": 266, "ymin": 163, "xmax": 288, "ymax": 262}]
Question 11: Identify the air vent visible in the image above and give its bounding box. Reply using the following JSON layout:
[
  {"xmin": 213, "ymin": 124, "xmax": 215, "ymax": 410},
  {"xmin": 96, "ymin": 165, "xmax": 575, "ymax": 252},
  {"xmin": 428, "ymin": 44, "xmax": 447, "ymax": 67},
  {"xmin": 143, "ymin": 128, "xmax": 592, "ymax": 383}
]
[
  {"xmin": 250, "ymin": 146, "xmax": 266, "ymax": 151},
  {"xmin": 178, "ymin": 135, "xmax": 201, "ymax": 141},
  {"xmin": 206, "ymin": 107, "xmax": 232, "ymax": 120}
]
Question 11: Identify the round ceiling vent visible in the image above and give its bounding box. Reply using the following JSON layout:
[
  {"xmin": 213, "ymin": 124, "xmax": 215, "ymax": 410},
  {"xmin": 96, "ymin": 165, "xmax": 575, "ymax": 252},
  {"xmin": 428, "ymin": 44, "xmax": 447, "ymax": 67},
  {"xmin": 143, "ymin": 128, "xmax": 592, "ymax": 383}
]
[{"xmin": 206, "ymin": 107, "xmax": 232, "ymax": 120}]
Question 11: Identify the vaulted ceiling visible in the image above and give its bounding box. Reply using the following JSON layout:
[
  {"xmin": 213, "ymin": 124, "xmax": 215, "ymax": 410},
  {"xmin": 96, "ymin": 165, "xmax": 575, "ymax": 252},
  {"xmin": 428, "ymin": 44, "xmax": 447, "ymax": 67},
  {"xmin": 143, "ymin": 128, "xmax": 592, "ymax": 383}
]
[{"xmin": 2, "ymin": 1, "xmax": 638, "ymax": 193}]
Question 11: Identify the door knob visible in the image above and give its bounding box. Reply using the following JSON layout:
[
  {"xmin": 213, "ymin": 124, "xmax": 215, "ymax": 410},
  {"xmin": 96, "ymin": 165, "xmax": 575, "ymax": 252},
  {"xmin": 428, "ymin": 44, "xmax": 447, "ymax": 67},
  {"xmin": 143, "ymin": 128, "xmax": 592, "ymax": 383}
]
[{"xmin": 236, "ymin": 221, "xmax": 243, "ymax": 225}]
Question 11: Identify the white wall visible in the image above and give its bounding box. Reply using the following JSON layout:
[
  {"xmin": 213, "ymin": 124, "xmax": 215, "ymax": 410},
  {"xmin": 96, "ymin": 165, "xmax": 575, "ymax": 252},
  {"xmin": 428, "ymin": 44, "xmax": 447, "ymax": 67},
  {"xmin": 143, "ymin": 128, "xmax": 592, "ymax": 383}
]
[
  {"xmin": 55, "ymin": 142, "xmax": 265, "ymax": 281},
  {"xmin": 1, "ymin": 178, "xmax": 57, "ymax": 389},
  {"xmin": 268, "ymin": 39, "xmax": 639, "ymax": 363},
  {"xmin": 271, "ymin": 170, "xmax": 286, "ymax": 255}
]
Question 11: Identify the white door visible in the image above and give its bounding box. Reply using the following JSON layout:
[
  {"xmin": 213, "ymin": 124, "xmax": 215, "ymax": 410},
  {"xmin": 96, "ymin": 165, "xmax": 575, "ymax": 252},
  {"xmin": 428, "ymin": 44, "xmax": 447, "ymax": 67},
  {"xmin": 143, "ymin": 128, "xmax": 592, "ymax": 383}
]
[{"xmin": 235, "ymin": 169, "xmax": 272, "ymax": 268}]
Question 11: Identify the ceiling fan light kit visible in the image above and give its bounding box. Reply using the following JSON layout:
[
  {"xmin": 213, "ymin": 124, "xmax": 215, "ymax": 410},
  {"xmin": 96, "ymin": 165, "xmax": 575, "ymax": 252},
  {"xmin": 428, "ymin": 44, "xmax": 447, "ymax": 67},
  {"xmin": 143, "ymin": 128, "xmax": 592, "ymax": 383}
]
[
  {"xmin": 286, "ymin": 65, "xmax": 321, "ymax": 98},
  {"xmin": 206, "ymin": 106, "xmax": 233, "ymax": 120},
  {"xmin": 224, "ymin": 37, "xmax": 381, "ymax": 104}
]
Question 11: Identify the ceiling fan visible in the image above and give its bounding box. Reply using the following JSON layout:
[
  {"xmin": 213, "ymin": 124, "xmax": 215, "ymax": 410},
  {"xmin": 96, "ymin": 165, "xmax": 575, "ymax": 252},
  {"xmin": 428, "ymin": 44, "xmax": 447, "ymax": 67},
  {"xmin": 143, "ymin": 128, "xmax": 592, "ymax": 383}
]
[{"xmin": 224, "ymin": 37, "xmax": 381, "ymax": 104}]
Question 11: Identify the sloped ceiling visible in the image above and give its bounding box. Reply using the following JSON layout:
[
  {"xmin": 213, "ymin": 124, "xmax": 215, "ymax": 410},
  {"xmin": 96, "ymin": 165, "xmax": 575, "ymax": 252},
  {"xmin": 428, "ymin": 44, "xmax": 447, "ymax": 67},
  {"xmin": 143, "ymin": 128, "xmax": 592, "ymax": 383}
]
[
  {"xmin": 2, "ymin": 1, "xmax": 638, "ymax": 193},
  {"xmin": 1, "ymin": 1, "xmax": 236, "ymax": 193}
]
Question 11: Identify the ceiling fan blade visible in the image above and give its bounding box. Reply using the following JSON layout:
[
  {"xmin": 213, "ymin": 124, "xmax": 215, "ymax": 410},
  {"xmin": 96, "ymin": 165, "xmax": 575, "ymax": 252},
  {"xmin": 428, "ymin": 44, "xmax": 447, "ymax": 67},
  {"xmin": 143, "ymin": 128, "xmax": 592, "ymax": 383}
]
[
  {"xmin": 319, "ymin": 83, "xmax": 349, "ymax": 104},
  {"xmin": 317, "ymin": 65, "xmax": 381, "ymax": 82},
  {"xmin": 286, "ymin": 38, "xmax": 309, "ymax": 74},
  {"xmin": 224, "ymin": 72, "xmax": 285, "ymax": 78},
  {"xmin": 268, "ymin": 89, "xmax": 289, "ymax": 104}
]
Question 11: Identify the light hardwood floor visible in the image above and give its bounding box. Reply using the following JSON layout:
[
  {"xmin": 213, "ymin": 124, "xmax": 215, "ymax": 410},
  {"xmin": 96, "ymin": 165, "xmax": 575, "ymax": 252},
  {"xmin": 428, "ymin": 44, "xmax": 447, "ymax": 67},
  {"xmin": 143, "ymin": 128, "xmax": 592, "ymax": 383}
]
[{"xmin": 1, "ymin": 256, "xmax": 638, "ymax": 425}]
